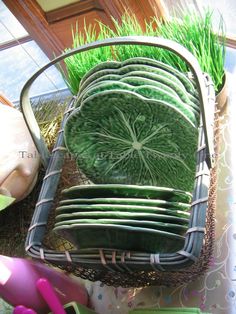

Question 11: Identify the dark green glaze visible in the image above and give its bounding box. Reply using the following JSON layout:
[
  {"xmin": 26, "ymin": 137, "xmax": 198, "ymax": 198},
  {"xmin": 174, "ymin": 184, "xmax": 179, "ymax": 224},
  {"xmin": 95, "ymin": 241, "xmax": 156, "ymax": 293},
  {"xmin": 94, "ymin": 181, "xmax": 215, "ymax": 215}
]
[
  {"xmin": 122, "ymin": 57, "xmax": 197, "ymax": 96},
  {"xmin": 64, "ymin": 90, "xmax": 198, "ymax": 191},
  {"xmin": 59, "ymin": 197, "xmax": 190, "ymax": 211},
  {"xmin": 55, "ymin": 203, "xmax": 190, "ymax": 218},
  {"xmin": 54, "ymin": 210, "xmax": 189, "ymax": 224},
  {"xmin": 54, "ymin": 223, "xmax": 185, "ymax": 253},
  {"xmin": 62, "ymin": 184, "xmax": 192, "ymax": 203},
  {"xmin": 80, "ymin": 57, "xmax": 197, "ymax": 97},
  {"xmin": 78, "ymin": 81, "xmax": 198, "ymax": 125},
  {"xmin": 119, "ymin": 76, "xmax": 180, "ymax": 98},
  {"xmin": 79, "ymin": 76, "xmax": 179, "ymax": 102},
  {"xmin": 80, "ymin": 60, "xmax": 121, "ymax": 83},
  {"xmin": 78, "ymin": 71, "xmax": 199, "ymax": 112},
  {"xmin": 54, "ymin": 218, "xmax": 188, "ymax": 235},
  {"xmin": 79, "ymin": 64, "xmax": 188, "ymax": 94}
]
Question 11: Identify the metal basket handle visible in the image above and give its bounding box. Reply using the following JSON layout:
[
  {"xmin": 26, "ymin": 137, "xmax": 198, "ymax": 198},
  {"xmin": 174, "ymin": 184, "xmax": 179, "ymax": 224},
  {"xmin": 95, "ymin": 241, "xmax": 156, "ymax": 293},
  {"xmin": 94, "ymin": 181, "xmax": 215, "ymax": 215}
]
[{"xmin": 20, "ymin": 36, "xmax": 215, "ymax": 168}]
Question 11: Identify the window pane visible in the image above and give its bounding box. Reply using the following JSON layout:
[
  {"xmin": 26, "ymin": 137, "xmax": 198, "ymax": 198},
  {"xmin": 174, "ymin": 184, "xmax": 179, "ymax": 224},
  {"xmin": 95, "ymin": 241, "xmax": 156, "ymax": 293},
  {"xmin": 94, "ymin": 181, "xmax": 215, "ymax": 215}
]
[
  {"xmin": 225, "ymin": 47, "xmax": 236, "ymax": 74},
  {"xmin": 0, "ymin": 0, "xmax": 28, "ymax": 43},
  {"xmin": 163, "ymin": 0, "xmax": 201, "ymax": 17},
  {"xmin": 164, "ymin": 0, "xmax": 236, "ymax": 37},
  {"xmin": 0, "ymin": 20, "xmax": 14, "ymax": 43},
  {"xmin": 0, "ymin": 40, "xmax": 67, "ymax": 102},
  {"xmin": 199, "ymin": 0, "xmax": 236, "ymax": 36}
]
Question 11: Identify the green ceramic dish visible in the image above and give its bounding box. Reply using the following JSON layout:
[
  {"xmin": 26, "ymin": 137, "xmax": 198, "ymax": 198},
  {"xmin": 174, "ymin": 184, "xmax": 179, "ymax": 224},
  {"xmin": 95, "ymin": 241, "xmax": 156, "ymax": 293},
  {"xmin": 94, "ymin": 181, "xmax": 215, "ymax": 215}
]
[
  {"xmin": 105, "ymin": 76, "xmax": 179, "ymax": 98},
  {"xmin": 79, "ymin": 64, "xmax": 189, "ymax": 95},
  {"xmin": 66, "ymin": 303, "xmax": 96, "ymax": 314},
  {"xmin": 116, "ymin": 76, "xmax": 199, "ymax": 110},
  {"xmin": 55, "ymin": 203, "xmax": 190, "ymax": 218},
  {"xmin": 59, "ymin": 197, "xmax": 190, "ymax": 211},
  {"xmin": 54, "ymin": 218, "xmax": 188, "ymax": 235},
  {"xmin": 79, "ymin": 73, "xmax": 199, "ymax": 113},
  {"xmin": 64, "ymin": 90, "xmax": 198, "ymax": 191},
  {"xmin": 62, "ymin": 184, "xmax": 192, "ymax": 203},
  {"xmin": 53, "ymin": 223, "xmax": 185, "ymax": 253},
  {"xmin": 122, "ymin": 57, "xmax": 197, "ymax": 95},
  {"xmin": 77, "ymin": 82, "xmax": 199, "ymax": 125},
  {"xmin": 78, "ymin": 70, "xmax": 199, "ymax": 110},
  {"xmin": 49, "ymin": 302, "xmax": 96, "ymax": 314},
  {"xmin": 80, "ymin": 59, "xmax": 195, "ymax": 94},
  {"xmin": 80, "ymin": 57, "xmax": 197, "ymax": 97},
  {"xmin": 119, "ymin": 75, "xmax": 199, "ymax": 110},
  {"xmin": 55, "ymin": 210, "xmax": 189, "ymax": 225}
]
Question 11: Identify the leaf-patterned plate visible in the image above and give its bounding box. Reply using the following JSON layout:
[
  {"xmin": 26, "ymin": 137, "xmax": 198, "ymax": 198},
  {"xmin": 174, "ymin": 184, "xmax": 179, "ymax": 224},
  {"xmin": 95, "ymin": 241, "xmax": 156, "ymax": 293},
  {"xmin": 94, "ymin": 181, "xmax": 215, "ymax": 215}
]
[
  {"xmin": 78, "ymin": 71, "xmax": 199, "ymax": 110},
  {"xmin": 59, "ymin": 197, "xmax": 190, "ymax": 211},
  {"xmin": 55, "ymin": 210, "xmax": 189, "ymax": 224},
  {"xmin": 79, "ymin": 64, "xmax": 189, "ymax": 95},
  {"xmin": 77, "ymin": 81, "xmax": 199, "ymax": 125},
  {"xmin": 62, "ymin": 184, "xmax": 192, "ymax": 203},
  {"xmin": 53, "ymin": 223, "xmax": 185, "ymax": 253},
  {"xmin": 55, "ymin": 203, "xmax": 190, "ymax": 218},
  {"xmin": 54, "ymin": 218, "xmax": 188, "ymax": 235},
  {"xmin": 81, "ymin": 57, "xmax": 197, "ymax": 97},
  {"xmin": 64, "ymin": 90, "xmax": 198, "ymax": 191}
]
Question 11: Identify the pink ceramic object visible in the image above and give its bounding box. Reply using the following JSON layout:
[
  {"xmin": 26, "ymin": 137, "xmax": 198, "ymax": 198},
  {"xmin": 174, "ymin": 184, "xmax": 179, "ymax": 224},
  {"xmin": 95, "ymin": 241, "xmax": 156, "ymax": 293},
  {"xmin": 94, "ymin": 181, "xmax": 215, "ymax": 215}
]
[
  {"xmin": 13, "ymin": 305, "xmax": 27, "ymax": 314},
  {"xmin": 0, "ymin": 255, "xmax": 88, "ymax": 313},
  {"xmin": 14, "ymin": 306, "xmax": 38, "ymax": 314},
  {"xmin": 36, "ymin": 278, "xmax": 66, "ymax": 314},
  {"xmin": 22, "ymin": 309, "xmax": 38, "ymax": 314}
]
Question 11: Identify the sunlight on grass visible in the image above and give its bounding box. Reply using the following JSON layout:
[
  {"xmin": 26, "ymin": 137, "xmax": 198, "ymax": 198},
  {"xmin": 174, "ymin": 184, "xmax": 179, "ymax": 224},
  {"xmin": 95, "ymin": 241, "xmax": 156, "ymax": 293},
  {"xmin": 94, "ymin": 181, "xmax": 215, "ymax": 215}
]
[{"xmin": 62, "ymin": 10, "xmax": 225, "ymax": 95}]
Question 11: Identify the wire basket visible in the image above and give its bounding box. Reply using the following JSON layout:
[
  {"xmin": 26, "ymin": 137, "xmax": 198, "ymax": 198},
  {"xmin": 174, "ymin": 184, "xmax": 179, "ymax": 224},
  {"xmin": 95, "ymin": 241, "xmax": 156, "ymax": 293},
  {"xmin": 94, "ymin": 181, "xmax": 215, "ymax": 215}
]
[{"xmin": 22, "ymin": 37, "xmax": 219, "ymax": 287}]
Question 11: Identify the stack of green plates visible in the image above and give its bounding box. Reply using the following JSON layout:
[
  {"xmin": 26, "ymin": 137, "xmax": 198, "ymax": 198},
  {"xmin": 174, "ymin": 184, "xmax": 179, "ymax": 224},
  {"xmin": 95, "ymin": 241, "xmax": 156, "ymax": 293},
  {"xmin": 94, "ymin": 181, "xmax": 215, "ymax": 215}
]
[
  {"xmin": 53, "ymin": 184, "xmax": 192, "ymax": 253},
  {"xmin": 64, "ymin": 57, "xmax": 199, "ymax": 192},
  {"xmin": 58, "ymin": 57, "xmax": 200, "ymax": 253}
]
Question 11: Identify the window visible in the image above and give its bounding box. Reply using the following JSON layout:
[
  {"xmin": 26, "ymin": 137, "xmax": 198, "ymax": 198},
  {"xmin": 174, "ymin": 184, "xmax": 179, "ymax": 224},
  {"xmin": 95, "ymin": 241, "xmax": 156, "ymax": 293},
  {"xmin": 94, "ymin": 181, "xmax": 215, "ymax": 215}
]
[
  {"xmin": 198, "ymin": 0, "xmax": 236, "ymax": 37},
  {"xmin": 164, "ymin": 0, "xmax": 236, "ymax": 38},
  {"xmin": 163, "ymin": 0, "xmax": 236, "ymax": 74},
  {"xmin": 0, "ymin": 0, "xmax": 67, "ymax": 103}
]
